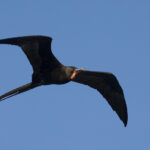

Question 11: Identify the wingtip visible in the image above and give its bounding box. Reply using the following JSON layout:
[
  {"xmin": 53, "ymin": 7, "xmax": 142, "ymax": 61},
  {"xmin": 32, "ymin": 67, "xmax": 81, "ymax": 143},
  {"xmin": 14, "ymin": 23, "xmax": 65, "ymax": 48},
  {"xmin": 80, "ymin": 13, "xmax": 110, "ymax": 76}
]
[
  {"xmin": 122, "ymin": 113, "xmax": 128, "ymax": 127},
  {"xmin": 123, "ymin": 120, "xmax": 127, "ymax": 127}
]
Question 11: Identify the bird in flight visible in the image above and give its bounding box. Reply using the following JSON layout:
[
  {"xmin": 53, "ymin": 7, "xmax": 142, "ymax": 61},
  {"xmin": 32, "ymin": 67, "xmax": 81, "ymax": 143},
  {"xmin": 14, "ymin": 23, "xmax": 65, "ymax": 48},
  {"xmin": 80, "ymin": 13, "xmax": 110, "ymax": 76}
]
[{"xmin": 0, "ymin": 35, "xmax": 128, "ymax": 126}]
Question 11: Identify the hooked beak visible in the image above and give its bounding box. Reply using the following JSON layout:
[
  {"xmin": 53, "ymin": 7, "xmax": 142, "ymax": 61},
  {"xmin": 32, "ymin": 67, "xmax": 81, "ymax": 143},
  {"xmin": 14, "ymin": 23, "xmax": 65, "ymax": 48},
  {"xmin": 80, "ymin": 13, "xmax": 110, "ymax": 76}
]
[{"xmin": 70, "ymin": 68, "xmax": 85, "ymax": 80}]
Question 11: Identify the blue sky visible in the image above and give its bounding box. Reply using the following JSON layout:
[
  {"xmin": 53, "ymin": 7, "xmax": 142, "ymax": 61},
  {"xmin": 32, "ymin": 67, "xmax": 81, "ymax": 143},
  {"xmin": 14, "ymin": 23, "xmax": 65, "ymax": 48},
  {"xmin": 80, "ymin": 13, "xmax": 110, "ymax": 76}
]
[{"xmin": 0, "ymin": 0, "xmax": 149, "ymax": 149}]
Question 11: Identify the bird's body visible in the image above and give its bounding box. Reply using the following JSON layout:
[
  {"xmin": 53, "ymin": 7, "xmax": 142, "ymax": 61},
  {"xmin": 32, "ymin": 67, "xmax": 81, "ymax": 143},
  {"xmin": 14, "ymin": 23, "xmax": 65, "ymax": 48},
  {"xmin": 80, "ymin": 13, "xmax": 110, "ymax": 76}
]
[
  {"xmin": 0, "ymin": 35, "xmax": 128, "ymax": 126},
  {"xmin": 32, "ymin": 65, "xmax": 70, "ymax": 85}
]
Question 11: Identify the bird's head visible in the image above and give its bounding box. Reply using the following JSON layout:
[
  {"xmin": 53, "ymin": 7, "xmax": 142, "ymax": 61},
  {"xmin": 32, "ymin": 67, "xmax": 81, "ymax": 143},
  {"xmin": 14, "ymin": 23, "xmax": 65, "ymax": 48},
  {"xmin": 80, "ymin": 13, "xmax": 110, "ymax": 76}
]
[{"xmin": 65, "ymin": 66, "xmax": 85, "ymax": 80}]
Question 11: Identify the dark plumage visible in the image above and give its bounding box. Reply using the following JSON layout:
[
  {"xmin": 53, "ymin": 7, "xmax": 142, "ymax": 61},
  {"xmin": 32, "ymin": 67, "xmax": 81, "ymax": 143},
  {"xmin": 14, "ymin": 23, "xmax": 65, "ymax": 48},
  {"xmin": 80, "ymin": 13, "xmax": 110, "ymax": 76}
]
[{"xmin": 0, "ymin": 35, "xmax": 128, "ymax": 126}]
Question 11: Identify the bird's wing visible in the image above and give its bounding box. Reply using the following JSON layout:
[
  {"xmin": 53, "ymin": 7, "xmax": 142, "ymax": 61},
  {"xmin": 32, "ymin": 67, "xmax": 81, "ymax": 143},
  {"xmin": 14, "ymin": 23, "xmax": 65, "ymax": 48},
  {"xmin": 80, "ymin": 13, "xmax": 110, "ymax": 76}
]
[
  {"xmin": 72, "ymin": 70, "xmax": 128, "ymax": 126},
  {"xmin": 0, "ymin": 83, "xmax": 40, "ymax": 101},
  {"xmin": 0, "ymin": 35, "xmax": 62, "ymax": 73}
]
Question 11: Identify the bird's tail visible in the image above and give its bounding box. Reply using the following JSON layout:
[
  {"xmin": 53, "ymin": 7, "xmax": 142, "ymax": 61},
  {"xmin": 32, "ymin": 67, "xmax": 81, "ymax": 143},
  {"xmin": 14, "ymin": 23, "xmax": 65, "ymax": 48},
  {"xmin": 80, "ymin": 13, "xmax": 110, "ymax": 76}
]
[{"xmin": 0, "ymin": 82, "xmax": 40, "ymax": 101}]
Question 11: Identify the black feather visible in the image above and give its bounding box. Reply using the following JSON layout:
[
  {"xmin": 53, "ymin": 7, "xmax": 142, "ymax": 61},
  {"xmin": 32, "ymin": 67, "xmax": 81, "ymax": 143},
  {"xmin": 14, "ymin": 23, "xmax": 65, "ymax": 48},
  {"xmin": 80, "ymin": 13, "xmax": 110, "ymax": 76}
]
[{"xmin": 72, "ymin": 70, "xmax": 128, "ymax": 126}]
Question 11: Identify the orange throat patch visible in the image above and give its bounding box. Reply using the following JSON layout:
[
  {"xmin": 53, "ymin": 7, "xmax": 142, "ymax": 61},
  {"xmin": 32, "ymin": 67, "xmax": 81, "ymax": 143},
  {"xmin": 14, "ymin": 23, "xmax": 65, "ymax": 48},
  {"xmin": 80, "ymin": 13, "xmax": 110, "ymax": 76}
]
[{"xmin": 70, "ymin": 70, "xmax": 78, "ymax": 80}]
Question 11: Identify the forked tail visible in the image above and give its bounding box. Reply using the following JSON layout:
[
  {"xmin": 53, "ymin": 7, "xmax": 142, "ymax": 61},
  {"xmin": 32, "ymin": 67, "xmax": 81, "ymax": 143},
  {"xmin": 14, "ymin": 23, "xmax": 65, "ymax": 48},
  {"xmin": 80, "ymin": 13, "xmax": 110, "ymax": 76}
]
[{"xmin": 0, "ymin": 82, "xmax": 41, "ymax": 101}]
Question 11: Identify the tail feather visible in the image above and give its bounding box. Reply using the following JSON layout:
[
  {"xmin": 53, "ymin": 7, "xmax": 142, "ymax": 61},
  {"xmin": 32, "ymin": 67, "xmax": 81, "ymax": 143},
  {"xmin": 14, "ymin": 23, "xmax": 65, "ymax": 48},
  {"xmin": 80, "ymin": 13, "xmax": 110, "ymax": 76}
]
[{"xmin": 0, "ymin": 83, "xmax": 40, "ymax": 101}]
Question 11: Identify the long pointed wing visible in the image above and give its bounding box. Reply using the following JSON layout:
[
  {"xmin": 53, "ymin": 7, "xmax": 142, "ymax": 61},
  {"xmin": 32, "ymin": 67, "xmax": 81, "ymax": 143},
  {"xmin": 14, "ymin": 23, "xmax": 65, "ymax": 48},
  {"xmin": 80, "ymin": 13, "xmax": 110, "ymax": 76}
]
[
  {"xmin": 0, "ymin": 35, "xmax": 62, "ymax": 73},
  {"xmin": 72, "ymin": 70, "xmax": 128, "ymax": 126},
  {"xmin": 0, "ymin": 83, "xmax": 40, "ymax": 101}
]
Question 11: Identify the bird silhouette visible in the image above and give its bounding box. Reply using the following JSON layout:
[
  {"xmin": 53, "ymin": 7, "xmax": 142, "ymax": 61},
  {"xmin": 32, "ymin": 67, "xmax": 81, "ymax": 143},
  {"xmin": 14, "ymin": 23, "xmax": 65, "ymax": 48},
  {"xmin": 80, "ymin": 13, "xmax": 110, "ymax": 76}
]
[{"xmin": 0, "ymin": 35, "xmax": 128, "ymax": 126}]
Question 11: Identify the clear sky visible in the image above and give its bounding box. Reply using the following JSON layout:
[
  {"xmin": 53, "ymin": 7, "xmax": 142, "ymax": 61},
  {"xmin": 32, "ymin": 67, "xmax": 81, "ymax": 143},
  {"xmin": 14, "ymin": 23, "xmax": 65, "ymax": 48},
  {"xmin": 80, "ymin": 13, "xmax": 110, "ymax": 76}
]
[{"xmin": 0, "ymin": 0, "xmax": 149, "ymax": 149}]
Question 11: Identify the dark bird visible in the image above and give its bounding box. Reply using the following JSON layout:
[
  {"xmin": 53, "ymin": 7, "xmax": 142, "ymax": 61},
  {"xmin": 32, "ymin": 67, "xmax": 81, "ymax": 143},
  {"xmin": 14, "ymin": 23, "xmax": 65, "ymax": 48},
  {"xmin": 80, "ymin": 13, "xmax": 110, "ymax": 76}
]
[{"xmin": 0, "ymin": 35, "xmax": 128, "ymax": 126}]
